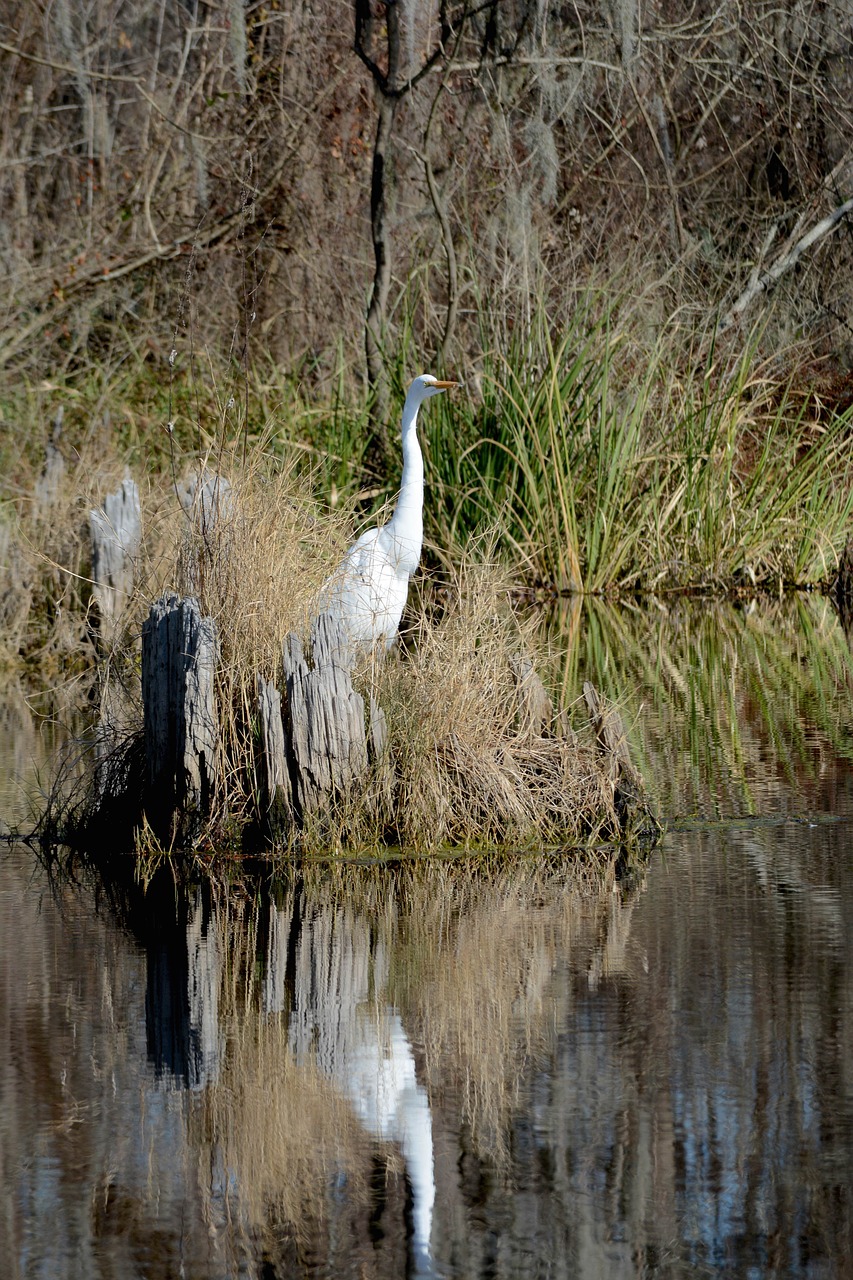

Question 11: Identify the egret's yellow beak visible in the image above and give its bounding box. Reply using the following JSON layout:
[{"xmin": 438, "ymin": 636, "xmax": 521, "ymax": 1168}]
[{"xmin": 433, "ymin": 380, "xmax": 460, "ymax": 389}]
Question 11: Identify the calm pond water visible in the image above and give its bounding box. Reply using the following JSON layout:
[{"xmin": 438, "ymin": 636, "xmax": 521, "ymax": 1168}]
[{"xmin": 1, "ymin": 598, "xmax": 852, "ymax": 1279}]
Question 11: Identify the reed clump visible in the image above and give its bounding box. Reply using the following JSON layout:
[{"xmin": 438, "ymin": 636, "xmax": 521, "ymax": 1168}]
[{"xmin": 424, "ymin": 314, "xmax": 853, "ymax": 595}]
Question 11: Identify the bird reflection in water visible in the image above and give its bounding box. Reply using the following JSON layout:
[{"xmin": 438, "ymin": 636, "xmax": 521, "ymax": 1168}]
[{"xmin": 269, "ymin": 899, "xmax": 437, "ymax": 1277}]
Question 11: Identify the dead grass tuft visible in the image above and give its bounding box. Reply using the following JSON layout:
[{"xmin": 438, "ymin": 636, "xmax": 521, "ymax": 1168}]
[
  {"xmin": 394, "ymin": 632, "xmax": 609, "ymax": 848},
  {"xmin": 313, "ymin": 550, "xmax": 621, "ymax": 852}
]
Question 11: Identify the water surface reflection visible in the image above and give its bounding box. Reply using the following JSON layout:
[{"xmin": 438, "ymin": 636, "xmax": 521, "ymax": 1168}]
[{"xmin": 1, "ymin": 830, "xmax": 851, "ymax": 1278}]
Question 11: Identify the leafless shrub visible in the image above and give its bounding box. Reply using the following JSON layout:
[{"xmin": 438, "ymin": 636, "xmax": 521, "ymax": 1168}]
[{"xmin": 0, "ymin": 0, "xmax": 850, "ymax": 390}]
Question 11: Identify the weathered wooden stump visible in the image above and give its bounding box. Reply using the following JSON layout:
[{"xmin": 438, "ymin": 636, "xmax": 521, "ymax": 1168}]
[
  {"xmin": 509, "ymin": 653, "xmax": 555, "ymax": 736},
  {"xmin": 35, "ymin": 407, "xmax": 65, "ymax": 510},
  {"xmin": 179, "ymin": 470, "xmax": 233, "ymax": 530},
  {"xmin": 90, "ymin": 474, "xmax": 142, "ymax": 640},
  {"xmin": 141, "ymin": 594, "xmax": 220, "ymax": 837},
  {"xmin": 282, "ymin": 613, "xmax": 375, "ymax": 822},
  {"xmin": 177, "ymin": 470, "xmax": 234, "ymax": 596},
  {"xmin": 256, "ymin": 674, "xmax": 292, "ymax": 834}
]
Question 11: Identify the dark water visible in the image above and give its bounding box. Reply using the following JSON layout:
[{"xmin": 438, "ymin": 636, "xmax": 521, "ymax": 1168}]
[{"xmin": 2, "ymin": 600, "xmax": 853, "ymax": 1279}]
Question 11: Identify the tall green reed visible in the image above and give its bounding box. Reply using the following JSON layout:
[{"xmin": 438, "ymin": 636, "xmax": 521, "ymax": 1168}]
[{"xmin": 421, "ymin": 312, "xmax": 853, "ymax": 593}]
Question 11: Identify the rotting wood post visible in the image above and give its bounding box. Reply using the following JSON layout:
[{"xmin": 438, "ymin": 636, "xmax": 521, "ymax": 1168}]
[
  {"xmin": 141, "ymin": 594, "xmax": 220, "ymax": 837},
  {"xmin": 35, "ymin": 407, "xmax": 65, "ymax": 511},
  {"xmin": 256, "ymin": 674, "xmax": 292, "ymax": 836},
  {"xmin": 90, "ymin": 474, "xmax": 141, "ymax": 641},
  {"xmin": 509, "ymin": 653, "xmax": 554, "ymax": 736},
  {"xmin": 282, "ymin": 613, "xmax": 373, "ymax": 822}
]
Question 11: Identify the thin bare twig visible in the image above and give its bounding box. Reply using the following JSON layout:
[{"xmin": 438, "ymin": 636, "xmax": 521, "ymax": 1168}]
[{"xmin": 0, "ymin": 38, "xmax": 141, "ymax": 84}]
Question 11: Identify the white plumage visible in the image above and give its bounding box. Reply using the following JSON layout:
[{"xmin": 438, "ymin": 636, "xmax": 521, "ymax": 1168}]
[{"xmin": 321, "ymin": 373, "xmax": 458, "ymax": 649}]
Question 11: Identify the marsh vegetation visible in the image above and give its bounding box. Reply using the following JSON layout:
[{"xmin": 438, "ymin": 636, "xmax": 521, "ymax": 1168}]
[{"xmin": 2, "ymin": 1, "xmax": 853, "ymax": 856}]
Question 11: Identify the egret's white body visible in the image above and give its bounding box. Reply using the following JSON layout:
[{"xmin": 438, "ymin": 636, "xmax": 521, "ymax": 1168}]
[{"xmin": 322, "ymin": 374, "xmax": 458, "ymax": 649}]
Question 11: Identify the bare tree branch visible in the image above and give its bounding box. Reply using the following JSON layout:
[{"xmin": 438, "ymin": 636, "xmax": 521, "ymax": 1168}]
[{"xmin": 719, "ymin": 196, "xmax": 853, "ymax": 332}]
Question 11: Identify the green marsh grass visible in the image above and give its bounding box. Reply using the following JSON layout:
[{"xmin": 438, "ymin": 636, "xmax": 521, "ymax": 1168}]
[
  {"xmin": 8, "ymin": 303, "xmax": 852, "ymax": 856},
  {"xmin": 421, "ymin": 316, "xmax": 853, "ymax": 593},
  {"xmin": 5, "ymin": 307, "xmax": 853, "ymax": 685}
]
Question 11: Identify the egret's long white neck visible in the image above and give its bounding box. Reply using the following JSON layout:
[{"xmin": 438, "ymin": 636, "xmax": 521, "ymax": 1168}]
[{"xmin": 387, "ymin": 387, "xmax": 424, "ymax": 560}]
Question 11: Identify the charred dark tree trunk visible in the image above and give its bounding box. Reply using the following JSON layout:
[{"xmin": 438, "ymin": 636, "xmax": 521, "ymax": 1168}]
[
  {"xmin": 141, "ymin": 594, "xmax": 220, "ymax": 839},
  {"xmin": 354, "ymin": 0, "xmax": 453, "ymax": 441},
  {"xmin": 365, "ymin": 92, "xmax": 398, "ymax": 438}
]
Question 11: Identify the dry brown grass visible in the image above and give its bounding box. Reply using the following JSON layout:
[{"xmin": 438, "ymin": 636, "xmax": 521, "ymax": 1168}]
[{"xmin": 361, "ymin": 554, "xmax": 616, "ymax": 851}]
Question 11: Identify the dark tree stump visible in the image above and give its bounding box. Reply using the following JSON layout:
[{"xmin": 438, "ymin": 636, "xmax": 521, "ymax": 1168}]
[
  {"xmin": 141, "ymin": 594, "xmax": 220, "ymax": 836},
  {"xmin": 832, "ymin": 536, "xmax": 853, "ymax": 634}
]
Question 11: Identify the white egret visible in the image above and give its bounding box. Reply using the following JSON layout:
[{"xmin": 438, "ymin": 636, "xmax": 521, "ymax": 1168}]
[{"xmin": 321, "ymin": 373, "xmax": 459, "ymax": 649}]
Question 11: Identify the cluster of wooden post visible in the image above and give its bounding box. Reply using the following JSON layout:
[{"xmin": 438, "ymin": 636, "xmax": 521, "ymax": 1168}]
[
  {"xmin": 134, "ymin": 591, "xmax": 658, "ymax": 847},
  {"xmin": 139, "ymin": 594, "xmax": 383, "ymax": 840}
]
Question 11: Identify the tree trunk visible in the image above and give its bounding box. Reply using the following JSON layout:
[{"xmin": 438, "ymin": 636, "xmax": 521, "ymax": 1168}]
[
  {"xmin": 141, "ymin": 594, "xmax": 220, "ymax": 837},
  {"xmin": 365, "ymin": 91, "xmax": 398, "ymax": 440}
]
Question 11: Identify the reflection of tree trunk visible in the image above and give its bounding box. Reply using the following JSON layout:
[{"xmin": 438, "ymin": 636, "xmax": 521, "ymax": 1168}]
[
  {"xmin": 832, "ymin": 536, "xmax": 853, "ymax": 678},
  {"xmin": 366, "ymin": 92, "xmax": 398, "ymax": 441}
]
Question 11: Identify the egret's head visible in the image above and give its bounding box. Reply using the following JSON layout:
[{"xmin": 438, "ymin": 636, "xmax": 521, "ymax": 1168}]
[{"xmin": 410, "ymin": 373, "xmax": 460, "ymax": 402}]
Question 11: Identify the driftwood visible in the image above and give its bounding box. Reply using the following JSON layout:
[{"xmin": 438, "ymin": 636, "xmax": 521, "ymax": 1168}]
[
  {"xmin": 90, "ymin": 474, "xmax": 141, "ymax": 639},
  {"xmin": 141, "ymin": 593, "xmax": 220, "ymax": 836}
]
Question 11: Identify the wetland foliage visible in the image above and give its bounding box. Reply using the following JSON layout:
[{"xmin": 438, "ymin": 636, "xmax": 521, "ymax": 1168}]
[{"xmin": 3, "ymin": 319, "xmax": 851, "ymax": 859}]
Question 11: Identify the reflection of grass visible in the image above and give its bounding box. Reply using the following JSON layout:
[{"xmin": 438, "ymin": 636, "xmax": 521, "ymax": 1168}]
[
  {"xmin": 193, "ymin": 1013, "xmax": 369, "ymax": 1261},
  {"xmin": 552, "ymin": 595, "xmax": 853, "ymax": 819},
  {"xmin": 199, "ymin": 859, "xmax": 637, "ymax": 1190}
]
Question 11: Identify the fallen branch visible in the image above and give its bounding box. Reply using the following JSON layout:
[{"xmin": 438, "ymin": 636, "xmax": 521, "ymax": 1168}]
[{"xmin": 719, "ymin": 196, "xmax": 853, "ymax": 333}]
